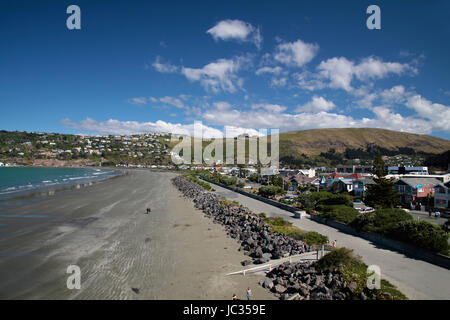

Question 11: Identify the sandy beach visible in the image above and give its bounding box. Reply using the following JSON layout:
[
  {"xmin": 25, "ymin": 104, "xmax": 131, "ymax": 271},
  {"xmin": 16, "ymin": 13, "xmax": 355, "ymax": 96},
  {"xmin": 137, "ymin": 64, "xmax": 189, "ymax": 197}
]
[{"xmin": 0, "ymin": 170, "xmax": 274, "ymax": 300}]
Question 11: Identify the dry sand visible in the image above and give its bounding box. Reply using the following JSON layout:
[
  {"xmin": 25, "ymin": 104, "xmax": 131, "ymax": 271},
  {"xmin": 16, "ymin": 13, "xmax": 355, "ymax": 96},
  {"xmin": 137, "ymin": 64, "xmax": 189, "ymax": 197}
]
[{"xmin": 0, "ymin": 170, "xmax": 275, "ymax": 300}]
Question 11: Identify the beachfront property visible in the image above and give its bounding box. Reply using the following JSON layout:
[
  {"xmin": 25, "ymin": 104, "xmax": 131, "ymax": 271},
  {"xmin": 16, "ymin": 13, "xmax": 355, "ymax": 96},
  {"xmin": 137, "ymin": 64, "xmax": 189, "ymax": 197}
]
[
  {"xmin": 393, "ymin": 177, "xmax": 442, "ymax": 206},
  {"xmin": 434, "ymin": 181, "xmax": 450, "ymax": 210}
]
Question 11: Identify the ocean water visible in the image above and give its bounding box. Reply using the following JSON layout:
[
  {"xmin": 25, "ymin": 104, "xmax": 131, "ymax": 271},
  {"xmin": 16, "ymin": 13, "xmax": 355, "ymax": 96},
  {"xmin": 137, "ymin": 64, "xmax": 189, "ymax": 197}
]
[{"xmin": 0, "ymin": 167, "xmax": 120, "ymax": 201}]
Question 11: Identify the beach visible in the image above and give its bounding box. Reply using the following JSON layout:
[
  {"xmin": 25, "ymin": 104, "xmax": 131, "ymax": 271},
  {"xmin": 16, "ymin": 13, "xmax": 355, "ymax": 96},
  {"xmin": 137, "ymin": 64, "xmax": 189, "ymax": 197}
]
[{"xmin": 0, "ymin": 170, "xmax": 274, "ymax": 300}]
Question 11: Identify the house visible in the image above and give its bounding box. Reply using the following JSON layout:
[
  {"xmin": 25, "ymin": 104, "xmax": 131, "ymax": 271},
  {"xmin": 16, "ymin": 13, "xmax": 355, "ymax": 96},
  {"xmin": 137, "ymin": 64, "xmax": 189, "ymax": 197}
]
[
  {"xmin": 348, "ymin": 173, "xmax": 364, "ymax": 179},
  {"xmin": 283, "ymin": 174, "xmax": 316, "ymax": 191},
  {"xmin": 330, "ymin": 179, "xmax": 353, "ymax": 193},
  {"xmin": 298, "ymin": 168, "xmax": 316, "ymax": 178},
  {"xmin": 320, "ymin": 172, "xmax": 343, "ymax": 189},
  {"xmin": 434, "ymin": 181, "xmax": 450, "ymax": 210},
  {"xmin": 258, "ymin": 167, "xmax": 279, "ymax": 183},
  {"xmin": 394, "ymin": 177, "xmax": 441, "ymax": 205},
  {"xmin": 352, "ymin": 178, "xmax": 376, "ymax": 198}
]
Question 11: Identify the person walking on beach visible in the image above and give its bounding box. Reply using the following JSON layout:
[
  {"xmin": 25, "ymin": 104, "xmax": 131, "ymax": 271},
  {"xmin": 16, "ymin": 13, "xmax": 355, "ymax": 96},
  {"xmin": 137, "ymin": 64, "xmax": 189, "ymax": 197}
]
[
  {"xmin": 246, "ymin": 287, "xmax": 252, "ymax": 300},
  {"xmin": 146, "ymin": 208, "xmax": 151, "ymax": 214}
]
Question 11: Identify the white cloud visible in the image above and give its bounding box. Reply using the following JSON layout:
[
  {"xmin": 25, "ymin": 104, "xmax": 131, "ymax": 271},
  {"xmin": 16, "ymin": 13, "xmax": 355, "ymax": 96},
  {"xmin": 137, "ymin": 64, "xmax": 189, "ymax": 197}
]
[
  {"xmin": 255, "ymin": 66, "xmax": 283, "ymax": 75},
  {"xmin": 405, "ymin": 94, "xmax": 450, "ymax": 132},
  {"xmin": 152, "ymin": 56, "xmax": 178, "ymax": 73},
  {"xmin": 270, "ymin": 77, "xmax": 287, "ymax": 87},
  {"xmin": 160, "ymin": 96, "xmax": 185, "ymax": 109},
  {"xmin": 295, "ymin": 96, "xmax": 336, "ymax": 112},
  {"xmin": 354, "ymin": 57, "xmax": 416, "ymax": 81},
  {"xmin": 207, "ymin": 19, "xmax": 262, "ymax": 48},
  {"xmin": 181, "ymin": 57, "xmax": 246, "ymax": 93},
  {"xmin": 274, "ymin": 39, "xmax": 319, "ymax": 67},
  {"xmin": 201, "ymin": 101, "xmax": 436, "ymax": 134},
  {"xmin": 380, "ymin": 85, "xmax": 407, "ymax": 104},
  {"xmin": 251, "ymin": 103, "xmax": 287, "ymax": 113},
  {"xmin": 315, "ymin": 57, "xmax": 415, "ymax": 92},
  {"xmin": 60, "ymin": 118, "xmax": 264, "ymax": 139},
  {"xmin": 294, "ymin": 71, "xmax": 325, "ymax": 91},
  {"xmin": 127, "ymin": 97, "xmax": 148, "ymax": 105},
  {"xmin": 317, "ymin": 57, "xmax": 355, "ymax": 91}
]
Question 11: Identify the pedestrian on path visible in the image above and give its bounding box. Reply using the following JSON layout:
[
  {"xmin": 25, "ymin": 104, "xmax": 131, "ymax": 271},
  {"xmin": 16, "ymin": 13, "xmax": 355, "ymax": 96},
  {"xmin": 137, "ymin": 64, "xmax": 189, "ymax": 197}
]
[
  {"xmin": 332, "ymin": 240, "xmax": 337, "ymax": 248},
  {"xmin": 246, "ymin": 287, "xmax": 252, "ymax": 300}
]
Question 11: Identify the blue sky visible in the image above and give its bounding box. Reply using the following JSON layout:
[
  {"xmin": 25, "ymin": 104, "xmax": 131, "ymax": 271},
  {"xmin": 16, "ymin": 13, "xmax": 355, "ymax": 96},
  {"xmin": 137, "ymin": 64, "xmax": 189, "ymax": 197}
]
[{"xmin": 1, "ymin": 0, "xmax": 450, "ymax": 139}]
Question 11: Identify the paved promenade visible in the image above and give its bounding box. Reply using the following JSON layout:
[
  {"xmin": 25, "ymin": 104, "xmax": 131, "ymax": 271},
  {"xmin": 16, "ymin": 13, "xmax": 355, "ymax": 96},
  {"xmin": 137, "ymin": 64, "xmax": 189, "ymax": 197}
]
[{"xmin": 210, "ymin": 183, "xmax": 450, "ymax": 300}]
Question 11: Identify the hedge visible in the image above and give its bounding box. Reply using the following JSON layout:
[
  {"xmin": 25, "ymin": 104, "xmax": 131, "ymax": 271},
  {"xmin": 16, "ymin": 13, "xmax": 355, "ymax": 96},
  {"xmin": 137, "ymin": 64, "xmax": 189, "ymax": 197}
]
[
  {"xmin": 317, "ymin": 204, "xmax": 360, "ymax": 224},
  {"xmin": 390, "ymin": 220, "xmax": 449, "ymax": 255},
  {"xmin": 350, "ymin": 208, "xmax": 413, "ymax": 235}
]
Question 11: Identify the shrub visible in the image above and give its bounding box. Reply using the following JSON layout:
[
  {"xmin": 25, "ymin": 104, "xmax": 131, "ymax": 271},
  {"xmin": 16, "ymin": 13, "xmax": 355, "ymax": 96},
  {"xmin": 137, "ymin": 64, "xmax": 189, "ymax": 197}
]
[
  {"xmin": 314, "ymin": 248, "xmax": 364, "ymax": 271},
  {"xmin": 390, "ymin": 220, "xmax": 450, "ymax": 254},
  {"xmin": 262, "ymin": 216, "xmax": 328, "ymax": 245},
  {"xmin": 313, "ymin": 191, "xmax": 353, "ymax": 207},
  {"xmin": 299, "ymin": 231, "xmax": 329, "ymax": 246},
  {"xmin": 317, "ymin": 205, "xmax": 359, "ymax": 224},
  {"xmin": 258, "ymin": 185, "xmax": 285, "ymax": 198},
  {"xmin": 264, "ymin": 217, "xmax": 292, "ymax": 227},
  {"xmin": 314, "ymin": 248, "xmax": 408, "ymax": 300},
  {"xmin": 184, "ymin": 175, "xmax": 212, "ymax": 190},
  {"xmin": 351, "ymin": 208, "xmax": 412, "ymax": 235}
]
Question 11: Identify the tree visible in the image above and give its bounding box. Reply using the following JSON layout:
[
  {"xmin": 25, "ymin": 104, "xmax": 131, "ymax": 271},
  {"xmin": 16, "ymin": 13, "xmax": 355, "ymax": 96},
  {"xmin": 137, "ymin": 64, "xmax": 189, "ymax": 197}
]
[
  {"xmin": 258, "ymin": 185, "xmax": 285, "ymax": 198},
  {"xmin": 269, "ymin": 175, "xmax": 284, "ymax": 187},
  {"xmin": 372, "ymin": 150, "xmax": 387, "ymax": 178},
  {"xmin": 365, "ymin": 151, "xmax": 399, "ymax": 208}
]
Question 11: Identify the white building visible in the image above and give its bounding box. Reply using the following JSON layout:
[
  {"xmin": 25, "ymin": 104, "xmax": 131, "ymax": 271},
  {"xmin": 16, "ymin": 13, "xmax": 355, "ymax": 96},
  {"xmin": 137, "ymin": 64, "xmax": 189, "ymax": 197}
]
[
  {"xmin": 299, "ymin": 168, "xmax": 316, "ymax": 178},
  {"xmin": 387, "ymin": 166, "xmax": 428, "ymax": 175}
]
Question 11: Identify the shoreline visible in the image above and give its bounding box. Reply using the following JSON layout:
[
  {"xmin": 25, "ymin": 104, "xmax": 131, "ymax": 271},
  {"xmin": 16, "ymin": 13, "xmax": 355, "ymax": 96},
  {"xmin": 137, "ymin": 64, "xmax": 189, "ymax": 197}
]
[
  {"xmin": 0, "ymin": 170, "xmax": 274, "ymax": 300},
  {"xmin": 0, "ymin": 167, "xmax": 126, "ymax": 208}
]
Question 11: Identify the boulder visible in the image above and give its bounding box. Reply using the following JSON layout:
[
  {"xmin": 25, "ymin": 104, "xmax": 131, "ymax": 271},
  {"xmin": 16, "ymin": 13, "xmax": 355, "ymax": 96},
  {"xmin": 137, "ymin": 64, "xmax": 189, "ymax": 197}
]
[
  {"xmin": 274, "ymin": 284, "xmax": 286, "ymax": 294},
  {"xmin": 241, "ymin": 260, "xmax": 252, "ymax": 266}
]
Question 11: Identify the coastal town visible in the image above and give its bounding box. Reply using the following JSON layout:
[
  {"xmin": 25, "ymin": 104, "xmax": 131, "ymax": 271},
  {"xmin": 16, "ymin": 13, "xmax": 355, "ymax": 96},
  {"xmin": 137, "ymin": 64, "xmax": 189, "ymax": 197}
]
[{"xmin": 1, "ymin": 130, "xmax": 449, "ymax": 215}]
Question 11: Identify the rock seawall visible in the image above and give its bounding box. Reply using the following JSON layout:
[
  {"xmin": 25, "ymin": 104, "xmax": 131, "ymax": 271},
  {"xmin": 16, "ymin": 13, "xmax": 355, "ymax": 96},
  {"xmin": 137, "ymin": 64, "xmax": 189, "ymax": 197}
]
[{"xmin": 172, "ymin": 176, "xmax": 310, "ymax": 264}]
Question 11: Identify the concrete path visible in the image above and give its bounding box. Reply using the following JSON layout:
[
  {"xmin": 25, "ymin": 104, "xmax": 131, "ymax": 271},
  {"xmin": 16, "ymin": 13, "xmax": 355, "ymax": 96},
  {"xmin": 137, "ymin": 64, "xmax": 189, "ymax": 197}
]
[{"xmin": 210, "ymin": 183, "xmax": 450, "ymax": 300}]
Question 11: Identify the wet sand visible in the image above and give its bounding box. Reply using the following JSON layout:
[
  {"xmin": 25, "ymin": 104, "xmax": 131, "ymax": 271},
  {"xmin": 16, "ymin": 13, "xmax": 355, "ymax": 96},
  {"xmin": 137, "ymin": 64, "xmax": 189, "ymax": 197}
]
[{"xmin": 0, "ymin": 170, "xmax": 274, "ymax": 300}]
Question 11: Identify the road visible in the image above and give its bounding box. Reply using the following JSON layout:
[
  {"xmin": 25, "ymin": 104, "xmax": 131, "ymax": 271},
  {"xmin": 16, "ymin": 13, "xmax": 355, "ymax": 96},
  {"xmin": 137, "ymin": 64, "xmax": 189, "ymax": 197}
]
[
  {"xmin": 407, "ymin": 209, "xmax": 447, "ymax": 226},
  {"xmin": 210, "ymin": 183, "xmax": 450, "ymax": 300}
]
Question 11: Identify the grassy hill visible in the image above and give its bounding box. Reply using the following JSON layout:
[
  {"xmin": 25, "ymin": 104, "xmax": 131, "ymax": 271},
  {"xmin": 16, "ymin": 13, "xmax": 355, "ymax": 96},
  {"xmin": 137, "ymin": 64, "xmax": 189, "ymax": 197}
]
[{"xmin": 277, "ymin": 128, "xmax": 450, "ymax": 156}]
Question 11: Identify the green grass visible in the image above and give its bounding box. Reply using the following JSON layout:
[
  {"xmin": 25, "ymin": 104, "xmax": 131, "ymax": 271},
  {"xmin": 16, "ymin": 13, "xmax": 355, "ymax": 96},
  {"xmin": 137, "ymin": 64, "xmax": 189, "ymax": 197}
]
[
  {"xmin": 184, "ymin": 174, "xmax": 212, "ymax": 191},
  {"xmin": 261, "ymin": 216, "xmax": 328, "ymax": 245}
]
